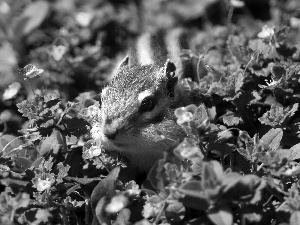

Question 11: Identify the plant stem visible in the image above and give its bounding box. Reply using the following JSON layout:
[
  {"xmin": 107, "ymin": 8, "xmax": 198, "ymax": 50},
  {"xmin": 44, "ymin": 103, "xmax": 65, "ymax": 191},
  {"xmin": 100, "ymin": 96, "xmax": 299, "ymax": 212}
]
[{"xmin": 53, "ymin": 125, "xmax": 68, "ymax": 152}]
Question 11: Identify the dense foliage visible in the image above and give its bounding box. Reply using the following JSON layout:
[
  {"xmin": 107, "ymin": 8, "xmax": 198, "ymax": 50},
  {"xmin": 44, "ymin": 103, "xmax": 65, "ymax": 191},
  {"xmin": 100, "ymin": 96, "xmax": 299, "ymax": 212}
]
[{"xmin": 1, "ymin": 0, "xmax": 300, "ymax": 224}]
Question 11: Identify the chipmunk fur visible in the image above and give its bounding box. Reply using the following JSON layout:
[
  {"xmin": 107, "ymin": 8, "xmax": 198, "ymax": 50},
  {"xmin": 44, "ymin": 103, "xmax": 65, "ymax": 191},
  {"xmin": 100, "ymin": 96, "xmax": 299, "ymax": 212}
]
[{"xmin": 97, "ymin": 28, "xmax": 200, "ymax": 171}]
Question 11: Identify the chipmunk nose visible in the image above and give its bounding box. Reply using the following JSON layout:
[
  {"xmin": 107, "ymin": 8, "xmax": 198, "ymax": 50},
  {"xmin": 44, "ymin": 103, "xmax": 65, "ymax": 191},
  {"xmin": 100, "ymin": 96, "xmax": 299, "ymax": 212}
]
[
  {"xmin": 102, "ymin": 127, "xmax": 118, "ymax": 140},
  {"xmin": 104, "ymin": 131, "xmax": 118, "ymax": 140}
]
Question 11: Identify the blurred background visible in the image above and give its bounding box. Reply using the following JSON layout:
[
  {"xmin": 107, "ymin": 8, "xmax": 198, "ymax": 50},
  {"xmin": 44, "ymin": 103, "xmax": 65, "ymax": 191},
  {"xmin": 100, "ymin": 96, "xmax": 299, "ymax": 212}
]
[{"xmin": 0, "ymin": 0, "xmax": 300, "ymax": 133}]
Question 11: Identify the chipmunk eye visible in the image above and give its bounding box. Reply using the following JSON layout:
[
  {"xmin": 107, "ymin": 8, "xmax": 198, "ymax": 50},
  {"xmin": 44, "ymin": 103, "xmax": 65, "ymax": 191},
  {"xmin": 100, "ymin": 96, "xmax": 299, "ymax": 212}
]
[{"xmin": 140, "ymin": 96, "xmax": 155, "ymax": 112}]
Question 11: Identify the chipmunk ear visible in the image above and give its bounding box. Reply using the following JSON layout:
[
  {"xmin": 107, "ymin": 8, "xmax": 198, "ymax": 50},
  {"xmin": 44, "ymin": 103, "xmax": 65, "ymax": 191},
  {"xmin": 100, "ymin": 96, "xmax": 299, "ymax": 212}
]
[
  {"xmin": 164, "ymin": 59, "xmax": 178, "ymax": 98},
  {"xmin": 116, "ymin": 56, "xmax": 129, "ymax": 73}
]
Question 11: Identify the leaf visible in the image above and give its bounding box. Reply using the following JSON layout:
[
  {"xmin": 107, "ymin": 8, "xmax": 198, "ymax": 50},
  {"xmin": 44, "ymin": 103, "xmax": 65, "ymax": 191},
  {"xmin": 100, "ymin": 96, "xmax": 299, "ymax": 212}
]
[
  {"xmin": 56, "ymin": 162, "xmax": 70, "ymax": 183},
  {"xmin": 18, "ymin": 64, "xmax": 44, "ymax": 80},
  {"xmin": 16, "ymin": 95, "xmax": 44, "ymax": 120},
  {"xmin": 271, "ymin": 64, "xmax": 286, "ymax": 79},
  {"xmin": 113, "ymin": 208, "xmax": 131, "ymax": 225},
  {"xmin": 222, "ymin": 111, "xmax": 242, "ymax": 126},
  {"xmin": 64, "ymin": 117, "xmax": 90, "ymax": 137},
  {"xmin": 65, "ymin": 176, "xmax": 102, "ymax": 185},
  {"xmin": 222, "ymin": 173, "xmax": 262, "ymax": 202},
  {"xmin": 0, "ymin": 135, "xmax": 23, "ymax": 157},
  {"xmin": 14, "ymin": 157, "xmax": 32, "ymax": 171},
  {"xmin": 14, "ymin": 1, "xmax": 50, "ymax": 36},
  {"xmin": 208, "ymin": 205, "xmax": 233, "ymax": 225},
  {"xmin": 91, "ymin": 167, "xmax": 120, "ymax": 210},
  {"xmin": 202, "ymin": 161, "xmax": 223, "ymax": 190},
  {"xmin": 39, "ymin": 130, "xmax": 61, "ymax": 155},
  {"xmin": 178, "ymin": 180, "xmax": 209, "ymax": 210},
  {"xmin": 248, "ymin": 39, "xmax": 279, "ymax": 59},
  {"xmin": 259, "ymin": 104, "xmax": 299, "ymax": 127},
  {"xmin": 165, "ymin": 202, "xmax": 185, "ymax": 223},
  {"xmin": 290, "ymin": 143, "xmax": 300, "ymax": 160},
  {"xmin": 23, "ymin": 208, "xmax": 51, "ymax": 224},
  {"xmin": 260, "ymin": 128, "xmax": 283, "ymax": 151},
  {"xmin": 95, "ymin": 196, "xmax": 110, "ymax": 225},
  {"xmin": 290, "ymin": 211, "xmax": 300, "ymax": 225}
]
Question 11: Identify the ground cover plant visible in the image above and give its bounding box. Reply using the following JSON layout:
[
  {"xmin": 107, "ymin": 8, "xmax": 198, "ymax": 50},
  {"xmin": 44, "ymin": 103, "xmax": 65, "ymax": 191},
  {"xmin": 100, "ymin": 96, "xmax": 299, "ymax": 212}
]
[{"xmin": 1, "ymin": 0, "xmax": 300, "ymax": 224}]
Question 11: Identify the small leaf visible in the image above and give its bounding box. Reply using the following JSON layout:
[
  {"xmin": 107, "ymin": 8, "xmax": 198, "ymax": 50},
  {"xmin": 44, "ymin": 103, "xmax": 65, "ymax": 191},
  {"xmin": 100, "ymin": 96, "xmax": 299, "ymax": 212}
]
[
  {"xmin": 222, "ymin": 111, "xmax": 242, "ymax": 126},
  {"xmin": 165, "ymin": 202, "xmax": 185, "ymax": 223},
  {"xmin": 39, "ymin": 130, "xmax": 61, "ymax": 155},
  {"xmin": 290, "ymin": 143, "xmax": 300, "ymax": 160},
  {"xmin": 178, "ymin": 180, "xmax": 209, "ymax": 210},
  {"xmin": 18, "ymin": 64, "xmax": 44, "ymax": 80},
  {"xmin": 64, "ymin": 117, "xmax": 90, "ymax": 137},
  {"xmin": 56, "ymin": 162, "xmax": 70, "ymax": 183},
  {"xmin": 0, "ymin": 135, "xmax": 24, "ymax": 158},
  {"xmin": 208, "ymin": 205, "xmax": 233, "ymax": 225},
  {"xmin": 260, "ymin": 128, "xmax": 283, "ymax": 151}
]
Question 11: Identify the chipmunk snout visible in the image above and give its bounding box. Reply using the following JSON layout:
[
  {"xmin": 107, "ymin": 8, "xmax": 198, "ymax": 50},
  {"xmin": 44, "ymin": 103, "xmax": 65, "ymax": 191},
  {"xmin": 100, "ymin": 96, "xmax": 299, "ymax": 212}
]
[
  {"xmin": 103, "ymin": 129, "xmax": 118, "ymax": 140},
  {"xmin": 102, "ymin": 118, "xmax": 119, "ymax": 140}
]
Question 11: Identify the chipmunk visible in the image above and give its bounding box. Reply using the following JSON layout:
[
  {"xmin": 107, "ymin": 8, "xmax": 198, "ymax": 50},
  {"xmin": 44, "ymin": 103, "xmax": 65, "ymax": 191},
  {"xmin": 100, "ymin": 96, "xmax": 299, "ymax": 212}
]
[{"xmin": 95, "ymin": 28, "xmax": 203, "ymax": 171}]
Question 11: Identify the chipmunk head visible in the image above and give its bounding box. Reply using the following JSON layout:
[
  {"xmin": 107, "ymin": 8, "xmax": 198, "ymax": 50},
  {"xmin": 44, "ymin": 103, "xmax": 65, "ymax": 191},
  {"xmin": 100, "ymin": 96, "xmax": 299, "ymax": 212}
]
[{"xmin": 98, "ymin": 56, "xmax": 185, "ymax": 170}]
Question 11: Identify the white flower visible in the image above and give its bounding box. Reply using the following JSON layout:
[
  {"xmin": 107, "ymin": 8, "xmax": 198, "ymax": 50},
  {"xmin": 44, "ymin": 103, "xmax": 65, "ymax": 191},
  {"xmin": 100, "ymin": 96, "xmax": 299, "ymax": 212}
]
[
  {"xmin": 231, "ymin": 0, "xmax": 245, "ymax": 8},
  {"xmin": 105, "ymin": 195, "xmax": 128, "ymax": 213},
  {"xmin": 90, "ymin": 123, "xmax": 102, "ymax": 140},
  {"xmin": 2, "ymin": 82, "xmax": 21, "ymax": 101},
  {"xmin": 257, "ymin": 25, "xmax": 275, "ymax": 39},
  {"xmin": 0, "ymin": 2, "xmax": 10, "ymax": 14},
  {"xmin": 290, "ymin": 17, "xmax": 300, "ymax": 29},
  {"xmin": 36, "ymin": 178, "xmax": 52, "ymax": 192},
  {"xmin": 76, "ymin": 12, "xmax": 93, "ymax": 27},
  {"xmin": 50, "ymin": 45, "xmax": 67, "ymax": 61}
]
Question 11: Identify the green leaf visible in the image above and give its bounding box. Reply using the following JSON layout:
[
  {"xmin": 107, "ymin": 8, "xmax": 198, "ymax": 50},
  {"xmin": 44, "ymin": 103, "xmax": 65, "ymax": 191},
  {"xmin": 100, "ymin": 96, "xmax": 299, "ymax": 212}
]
[
  {"xmin": 14, "ymin": 157, "xmax": 32, "ymax": 171},
  {"xmin": 178, "ymin": 180, "xmax": 209, "ymax": 210},
  {"xmin": 56, "ymin": 162, "xmax": 70, "ymax": 183},
  {"xmin": 113, "ymin": 208, "xmax": 131, "ymax": 225},
  {"xmin": 290, "ymin": 143, "xmax": 300, "ymax": 160},
  {"xmin": 165, "ymin": 202, "xmax": 185, "ymax": 223},
  {"xmin": 64, "ymin": 117, "xmax": 90, "ymax": 137},
  {"xmin": 14, "ymin": 1, "xmax": 50, "ymax": 36},
  {"xmin": 222, "ymin": 173, "xmax": 262, "ymax": 202},
  {"xmin": 290, "ymin": 211, "xmax": 300, "ymax": 225},
  {"xmin": 202, "ymin": 161, "xmax": 223, "ymax": 189},
  {"xmin": 91, "ymin": 167, "xmax": 120, "ymax": 209},
  {"xmin": 0, "ymin": 134, "xmax": 23, "ymax": 157},
  {"xmin": 260, "ymin": 128, "xmax": 283, "ymax": 151},
  {"xmin": 23, "ymin": 208, "xmax": 51, "ymax": 224},
  {"xmin": 222, "ymin": 111, "xmax": 242, "ymax": 126},
  {"xmin": 39, "ymin": 130, "xmax": 61, "ymax": 155},
  {"xmin": 208, "ymin": 205, "xmax": 233, "ymax": 225}
]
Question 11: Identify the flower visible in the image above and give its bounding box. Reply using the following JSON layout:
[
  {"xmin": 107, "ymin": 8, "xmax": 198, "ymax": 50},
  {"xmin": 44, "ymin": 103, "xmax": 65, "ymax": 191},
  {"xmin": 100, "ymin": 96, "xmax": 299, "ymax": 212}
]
[
  {"xmin": 50, "ymin": 45, "xmax": 67, "ymax": 61},
  {"xmin": 290, "ymin": 17, "xmax": 300, "ymax": 29},
  {"xmin": 175, "ymin": 104, "xmax": 198, "ymax": 125},
  {"xmin": 257, "ymin": 25, "xmax": 275, "ymax": 39},
  {"xmin": 2, "ymin": 82, "xmax": 21, "ymax": 101},
  {"xmin": 49, "ymin": 37, "xmax": 69, "ymax": 61},
  {"xmin": 76, "ymin": 12, "xmax": 93, "ymax": 27},
  {"xmin": 173, "ymin": 138, "xmax": 200, "ymax": 159},
  {"xmin": 105, "ymin": 195, "xmax": 129, "ymax": 213},
  {"xmin": 82, "ymin": 140, "xmax": 102, "ymax": 159},
  {"xmin": 32, "ymin": 173, "xmax": 55, "ymax": 192},
  {"xmin": 18, "ymin": 64, "xmax": 44, "ymax": 80},
  {"xmin": 231, "ymin": 0, "xmax": 245, "ymax": 8},
  {"xmin": 0, "ymin": 2, "xmax": 10, "ymax": 14}
]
